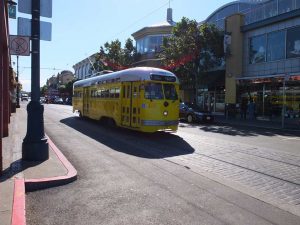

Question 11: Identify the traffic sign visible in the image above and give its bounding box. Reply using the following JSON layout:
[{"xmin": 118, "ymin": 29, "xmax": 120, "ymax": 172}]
[
  {"xmin": 8, "ymin": 5, "xmax": 16, "ymax": 19},
  {"xmin": 18, "ymin": 17, "xmax": 52, "ymax": 41},
  {"xmin": 18, "ymin": 0, "xmax": 52, "ymax": 18},
  {"xmin": 9, "ymin": 35, "xmax": 30, "ymax": 56}
]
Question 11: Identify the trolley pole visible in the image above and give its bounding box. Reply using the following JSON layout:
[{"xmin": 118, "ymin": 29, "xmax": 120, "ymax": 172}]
[{"xmin": 22, "ymin": 0, "xmax": 49, "ymax": 161}]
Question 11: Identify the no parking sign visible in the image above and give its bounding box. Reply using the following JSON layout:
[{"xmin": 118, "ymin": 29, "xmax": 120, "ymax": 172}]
[{"xmin": 9, "ymin": 35, "xmax": 30, "ymax": 56}]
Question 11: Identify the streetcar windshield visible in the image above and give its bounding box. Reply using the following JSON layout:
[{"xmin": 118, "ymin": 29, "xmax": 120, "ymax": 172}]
[
  {"xmin": 163, "ymin": 84, "xmax": 178, "ymax": 100},
  {"xmin": 144, "ymin": 83, "xmax": 163, "ymax": 100}
]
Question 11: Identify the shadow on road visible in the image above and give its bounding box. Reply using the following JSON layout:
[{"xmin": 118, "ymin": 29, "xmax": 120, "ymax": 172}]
[
  {"xmin": 60, "ymin": 117, "xmax": 195, "ymax": 159},
  {"xmin": 196, "ymin": 123, "xmax": 299, "ymax": 137}
]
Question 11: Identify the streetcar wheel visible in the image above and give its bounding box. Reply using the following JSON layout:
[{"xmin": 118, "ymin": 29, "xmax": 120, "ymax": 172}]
[{"xmin": 187, "ymin": 114, "xmax": 193, "ymax": 123}]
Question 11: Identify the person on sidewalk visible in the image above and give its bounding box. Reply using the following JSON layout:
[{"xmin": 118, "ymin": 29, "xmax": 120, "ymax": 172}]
[
  {"xmin": 240, "ymin": 98, "xmax": 248, "ymax": 120},
  {"xmin": 248, "ymin": 99, "xmax": 256, "ymax": 120}
]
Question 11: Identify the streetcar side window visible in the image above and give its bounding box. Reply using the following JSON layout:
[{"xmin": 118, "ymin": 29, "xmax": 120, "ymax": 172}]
[{"xmin": 144, "ymin": 83, "xmax": 163, "ymax": 100}]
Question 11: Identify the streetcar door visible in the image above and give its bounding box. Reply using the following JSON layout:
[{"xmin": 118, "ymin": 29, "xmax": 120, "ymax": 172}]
[
  {"xmin": 131, "ymin": 82, "xmax": 140, "ymax": 128},
  {"xmin": 83, "ymin": 87, "xmax": 89, "ymax": 116},
  {"xmin": 121, "ymin": 83, "xmax": 131, "ymax": 127}
]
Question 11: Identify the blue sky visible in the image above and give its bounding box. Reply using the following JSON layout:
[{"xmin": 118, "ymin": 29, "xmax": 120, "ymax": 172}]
[{"xmin": 9, "ymin": 0, "xmax": 232, "ymax": 92}]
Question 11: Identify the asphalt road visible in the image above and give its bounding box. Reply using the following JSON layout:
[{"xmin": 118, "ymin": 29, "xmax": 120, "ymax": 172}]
[{"xmin": 26, "ymin": 104, "xmax": 300, "ymax": 225}]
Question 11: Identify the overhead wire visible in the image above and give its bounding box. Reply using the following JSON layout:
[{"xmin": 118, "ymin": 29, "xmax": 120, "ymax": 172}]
[{"xmin": 109, "ymin": 0, "xmax": 174, "ymax": 40}]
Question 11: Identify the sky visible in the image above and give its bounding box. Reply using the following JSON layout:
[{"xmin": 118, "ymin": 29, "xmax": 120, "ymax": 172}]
[{"xmin": 9, "ymin": 0, "xmax": 233, "ymax": 92}]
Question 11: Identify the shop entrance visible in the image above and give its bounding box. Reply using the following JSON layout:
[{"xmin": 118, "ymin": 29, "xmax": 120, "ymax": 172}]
[
  {"xmin": 237, "ymin": 76, "xmax": 300, "ymax": 129},
  {"xmin": 197, "ymin": 90, "xmax": 225, "ymax": 113}
]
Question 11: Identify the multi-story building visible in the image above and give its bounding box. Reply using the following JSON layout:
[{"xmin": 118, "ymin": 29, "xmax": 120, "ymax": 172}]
[
  {"xmin": 73, "ymin": 53, "xmax": 97, "ymax": 80},
  {"xmin": 205, "ymin": 0, "xmax": 300, "ymax": 127},
  {"xmin": 57, "ymin": 70, "xmax": 75, "ymax": 85},
  {"xmin": 131, "ymin": 8, "xmax": 176, "ymax": 67},
  {"xmin": 0, "ymin": 0, "xmax": 16, "ymax": 173}
]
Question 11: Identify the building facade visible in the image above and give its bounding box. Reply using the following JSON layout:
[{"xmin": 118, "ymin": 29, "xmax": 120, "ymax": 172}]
[
  {"xmin": 219, "ymin": 0, "xmax": 300, "ymax": 127},
  {"xmin": 0, "ymin": 0, "xmax": 16, "ymax": 174},
  {"xmin": 131, "ymin": 8, "xmax": 176, "ymax": 67},
  {"xmin": 73, "ymin": 53, "xmax": 97, "ymax": 80},
  {"xmin": 57, "ymin": 70, "xmax": 75, "ymax": 85}
]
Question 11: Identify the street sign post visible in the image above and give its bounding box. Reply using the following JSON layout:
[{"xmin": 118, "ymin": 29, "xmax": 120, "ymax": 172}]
[{"xmin": 22, "ymin": 0, "xmax": 49, "ymax": 161}]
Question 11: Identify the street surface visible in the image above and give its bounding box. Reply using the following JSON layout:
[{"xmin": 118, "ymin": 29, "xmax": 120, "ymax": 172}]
[{"xmin": 26, "ymin": 104, "xmax": 300, "ymax": 225}]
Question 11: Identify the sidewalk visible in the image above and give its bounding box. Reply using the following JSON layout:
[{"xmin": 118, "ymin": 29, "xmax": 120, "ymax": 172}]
[
  {"xmin": 0, "ymin": 104, "xmax": 77, "ymax": 225},
  {"xmin": 214, "ymin": 113, "xmax": 300, "ymax": 132}
]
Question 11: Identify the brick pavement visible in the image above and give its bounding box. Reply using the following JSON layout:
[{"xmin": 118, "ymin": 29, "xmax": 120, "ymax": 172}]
[{"xmin": 169, "ymin": 131, "xmax": 300, "ymax": 216}]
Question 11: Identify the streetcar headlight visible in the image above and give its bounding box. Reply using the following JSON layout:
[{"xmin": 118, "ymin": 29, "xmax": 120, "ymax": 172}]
[{"xmin": 163, "ymin": 111, "xmax": 168, "ymax": 116}]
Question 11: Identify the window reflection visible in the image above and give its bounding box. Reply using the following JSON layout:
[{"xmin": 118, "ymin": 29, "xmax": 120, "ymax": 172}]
[
  {"xmin": 278, "ymin": 0, "xmax": 294, "ymax": 14},
  {"xmin": 249, "ymin": 35, "xmax": 266, "ymax": 64},
  {"xmin": 136, "ymin": 35, "xmax": 169, "ymax": 54},
  {"xmin": 267, "ymin": 30, "xmax": 286, "ymax": 61},
  {"xmin": 286, "ymin": 26, "xmax": 300, "ymax": 58},
  {"xmin": 144, "ymin": 83, "xmax": 163, "ymax": 100}
]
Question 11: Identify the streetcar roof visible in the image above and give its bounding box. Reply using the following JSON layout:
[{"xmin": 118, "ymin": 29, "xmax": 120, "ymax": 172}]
[{"xmin": 73, "ymin": 67, "xmax": 179, "ymax": 88}]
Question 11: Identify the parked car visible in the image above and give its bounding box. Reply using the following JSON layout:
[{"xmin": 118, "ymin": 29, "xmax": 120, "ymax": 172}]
[
  {"xmin": 65, "ymin": 97, "xmax": 72, "ymax": 105},
  {"xmin": 21, "ymin": 93, "xmax": 28, "ymax": 101},
  {"xmin": 54, "ymin": 97, "xmax": 64, "ymax": 104},
  {"xmin": 179, "ymin": 102, "xmax": 214, "ymax": 123}
]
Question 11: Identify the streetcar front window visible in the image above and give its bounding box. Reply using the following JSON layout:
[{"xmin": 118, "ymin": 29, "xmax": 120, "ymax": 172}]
[
  {"xmin": 144, "ymin": 83, "xmax": 163, "ymax": 100},
  {"xmin": 163, "ymin": 84, "xmax": 178, "ymax": 100}
]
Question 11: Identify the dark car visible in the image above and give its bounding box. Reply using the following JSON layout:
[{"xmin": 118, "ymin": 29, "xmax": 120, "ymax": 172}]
[
  {"xmin": 65, "ymin": 97, "xmax": 72, "ymax": 105},
  {"xmin": 179, "ymin": 102, "xmax": 214, "ymax": 123}
]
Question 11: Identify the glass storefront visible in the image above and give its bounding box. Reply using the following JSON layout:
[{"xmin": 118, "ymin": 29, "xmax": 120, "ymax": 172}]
[
  {"xmin": 197, "ymin": 89, "xmax": 225, "ymax": 113},
  {"xmin": 237, "ymin": 76, "xmax": 300, "ymax": 128}
]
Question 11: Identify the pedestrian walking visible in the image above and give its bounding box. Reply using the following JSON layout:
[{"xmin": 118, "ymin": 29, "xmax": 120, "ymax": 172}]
[{"xmin": 240, "ymin": 98, "xmax": 248, "ymax": 119}]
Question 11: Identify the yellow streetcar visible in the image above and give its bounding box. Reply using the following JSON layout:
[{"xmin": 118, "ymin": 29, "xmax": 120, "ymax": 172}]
[{"xmin": 73, "ymin": 67, "xmax": 180, "ymax": 132}]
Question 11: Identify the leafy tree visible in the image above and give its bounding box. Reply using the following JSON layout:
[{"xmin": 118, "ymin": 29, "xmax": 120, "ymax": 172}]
[
  {"xmin": 93, "ymin": 38, "xmax": 140, "ymax": 72},
  {"xmin": 57, "ymin": 79, "xmax": 78, "ymax": 97},
  {"xmin": 159, "ymin": 18, "xmax": 224, "ymax": 96},
  {"xmin": 40, "ymin": 85, "xmax": 48, "ymax": 96}
]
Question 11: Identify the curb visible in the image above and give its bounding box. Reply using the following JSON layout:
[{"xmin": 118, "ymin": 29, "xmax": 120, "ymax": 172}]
[
  {"xmin": 11, "ymin": 135, "xmax": 77, "ymax": 225},
  {"xmin": 25, "ymin": 135, "xmax": 77, "ymax": 192},
  {"xmin": 11, "ymin": 179, "xmax": 25, "ymax": 225}
]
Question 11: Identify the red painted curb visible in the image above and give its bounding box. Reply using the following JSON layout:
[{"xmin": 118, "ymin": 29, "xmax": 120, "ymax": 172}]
[
  {"xmin": 11, "ymin": 135, "xmax": 77, "ymax": 224},
  {"xmin": 25, "ymin": 135, "xmax": 77, "ymax": 191},
  {"xmin": 11, "ymin": 179, "xmax": 26, "ymax": 225}
]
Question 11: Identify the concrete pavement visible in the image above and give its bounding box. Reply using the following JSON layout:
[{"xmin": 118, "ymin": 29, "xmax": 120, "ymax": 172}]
[
  {"xmin": 0, "ymin": 103, "xmax": 299, "ymax": 225},
  {"xmin": 0, "ymin": 103, "xmax": 77, "ymax": 225}
]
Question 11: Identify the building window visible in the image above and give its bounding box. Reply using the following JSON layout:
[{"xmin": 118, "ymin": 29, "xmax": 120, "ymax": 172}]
[
  {"xmin": 278, "ymin": 0, "xmax": 294, "ymax": 14},
  {"xmin": 249, "ymin": 35, "xmax": 266, "ymax": 64},
  {"xmin": 286, "ymin": 26, "xmax": 300, "ymax": 59},
  {"xmin": 267, "ymin": 30, "xmax": 286, "ymax": 61},
  {"xmin": 136, "ymin": 35, "xmax": 168, "ymax": 54},
  {"xmin": 297, "ymin": 0, "xmax": 300, "ymax": 8}
]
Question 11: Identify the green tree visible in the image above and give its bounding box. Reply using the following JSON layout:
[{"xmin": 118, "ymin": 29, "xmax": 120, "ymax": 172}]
[
  {"xmin": 40, "ymin": 85, "xmax": 48, "ymax": 96},
  {"xmin": 93, "ymin": 38, "xmax": 140, "ymax": 72},
  {"xmin": 159, "ymin": 18, "xmax": 224, "ymax": 97}
]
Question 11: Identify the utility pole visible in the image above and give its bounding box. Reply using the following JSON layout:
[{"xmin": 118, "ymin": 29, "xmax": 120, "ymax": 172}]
[
  {"xmin": 22, "ymin": 0, "xmax": 49, "ymax": 161},
  {"xmin": 16, "ymin": 55, "xmax": 20, "ymax": 108}
]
